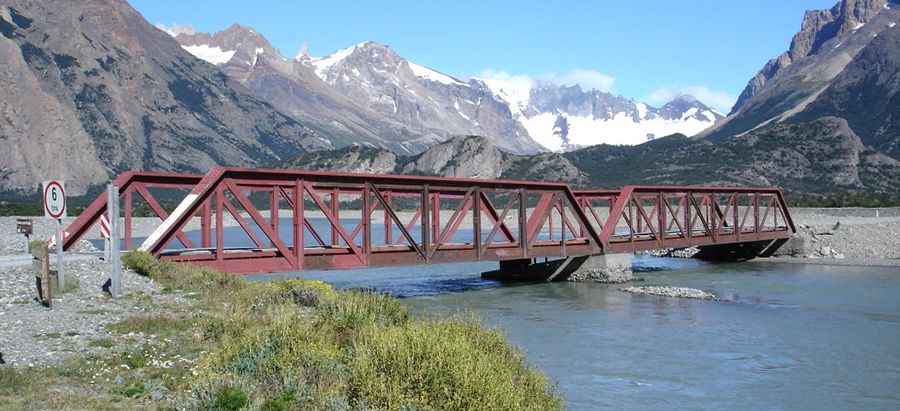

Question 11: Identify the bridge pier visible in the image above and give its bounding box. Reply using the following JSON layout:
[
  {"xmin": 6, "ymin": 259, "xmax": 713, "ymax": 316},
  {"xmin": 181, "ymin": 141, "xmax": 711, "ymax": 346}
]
[{"xmin": 482, "ymin": 254, "xmax": 634, "ymax": 283}]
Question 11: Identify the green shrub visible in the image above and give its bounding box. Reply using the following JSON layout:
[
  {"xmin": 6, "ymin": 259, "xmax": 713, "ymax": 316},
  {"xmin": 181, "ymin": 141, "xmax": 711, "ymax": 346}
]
[
  {"xmin": 0, "ymin": 368, "xmax": 32, "ymax": 396},
  {"xmin": 122, "ymin": 250, "xmax": 242, "ymax": 293},
  {"xmin": 260, "ymin": 389, "xmax": 297, "ymax": 411},
  {"xmin": 348, "ymin": 318, "xmax": 562, "ymax": 411},
  {"xmin": 122, "ymin": 250, "xmax": 158, "ymax": 276},
  {"xmin": 122, "ymin": 253, "xmax": 563, "ymax": 410},
  {"xmin": 215, "ymin": 386, "xmax": 249, "ymax": 410},
  {"xmin": 113, "ymin": 382, "xmax": 147, "ymax": 398},
  {"xmin": 88, "ymin": 338, "xmax": 116, "ymax": 348}
]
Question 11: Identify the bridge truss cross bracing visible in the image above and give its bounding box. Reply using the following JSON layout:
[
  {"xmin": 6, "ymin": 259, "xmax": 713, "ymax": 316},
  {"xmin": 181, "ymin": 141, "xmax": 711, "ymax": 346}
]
[{"xmin": 63, "ymin": 167, "xmax": 796, "ymax": 274}]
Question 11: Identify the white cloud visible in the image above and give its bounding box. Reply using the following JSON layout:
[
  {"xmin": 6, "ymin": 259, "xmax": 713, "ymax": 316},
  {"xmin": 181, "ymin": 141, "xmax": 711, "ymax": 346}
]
[
  {"xmin": 476, "ymin": 68, "xmax": 616, "ymax": 94},
  {"xmin": 155, "ymin": 23, "xmax": 196, "ymax": 38},
  {"xmin": 539, "ymin": 69, "xmax": 616, "ymax": 93},
  {"xmin": 646, "ymin": 86, "xmax": 736, "ymax": 113}
]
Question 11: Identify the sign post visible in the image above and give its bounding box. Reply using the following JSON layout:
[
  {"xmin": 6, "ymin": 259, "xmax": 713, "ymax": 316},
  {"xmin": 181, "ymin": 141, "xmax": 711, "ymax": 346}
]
[
  {"xmin": 108, "ymin": 184, "xmax": 122, "ymax": 298},
  {"xmin": 43, "ymin": 180, "xmax": 66, "ymax": 290},
  {"xmin": 99, "ymin": 214, "xmax": 111, "ymax": 261},
  {"xmin": 16, "ymin": 219, "xmax": 33, "ymax": 254}
]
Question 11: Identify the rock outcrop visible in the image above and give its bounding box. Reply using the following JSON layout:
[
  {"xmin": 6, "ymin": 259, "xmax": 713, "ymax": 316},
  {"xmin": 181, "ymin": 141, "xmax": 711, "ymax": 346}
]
[{"xmin": 0, "ymin": 0, "xmax": 325, "ymax": 195}]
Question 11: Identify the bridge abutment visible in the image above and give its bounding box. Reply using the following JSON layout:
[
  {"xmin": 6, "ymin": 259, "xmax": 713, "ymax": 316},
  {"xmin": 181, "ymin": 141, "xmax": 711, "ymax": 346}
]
[{"xmin": 482, "ymin": 254, "xmax": 634, "ymax": 283}]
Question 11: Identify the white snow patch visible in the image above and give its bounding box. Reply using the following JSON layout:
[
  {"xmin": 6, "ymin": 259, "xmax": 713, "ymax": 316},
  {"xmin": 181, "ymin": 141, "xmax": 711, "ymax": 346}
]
[
  {"xmin": 478, "ymin": 75, "xmax": 533, "ymax": 117},
  {"xmin": 636, "ymin": 103, "xmax": 648, "ymax": 120},
  {"xmin": 309, "ymin": 42, "xmax": 366, "ymax": 80},
  {"xmin": 408, "ymin": 62, "xmax": 465, "ymax": 86},
  {"xmin": 522, "ymin": 110, "xmax": 718, "ymax": 152},
  {"xmin": 182, "ymin": 44, "xmax": 236, "ymax": 65},
  {"xmin": 889, "ymin": 22, "xmax": 897, "ymax": 28},
  {"xmin": 251, "ymin": 47, "xmax": 264, "ymax": 65},
  {"xmin": 681, "ymin": 107, "xmax": 698, "ymax": 120},
  {"xmin": 853, "ymin": 22, "xmax": 865, "ymax": 31}
]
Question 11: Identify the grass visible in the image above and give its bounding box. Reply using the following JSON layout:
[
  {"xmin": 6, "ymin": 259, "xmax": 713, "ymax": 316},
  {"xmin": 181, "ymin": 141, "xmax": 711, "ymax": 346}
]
[
  {"xmin": 105, "ymin": 314, "xmax": 193, "ymax": 338},
  {"xmin": 89, "ymin": 338, "xmax": 116, "ymax": 348},
  {"xmin": 1, "ymin": 251, "xmax": 563, "ymax": 410}
]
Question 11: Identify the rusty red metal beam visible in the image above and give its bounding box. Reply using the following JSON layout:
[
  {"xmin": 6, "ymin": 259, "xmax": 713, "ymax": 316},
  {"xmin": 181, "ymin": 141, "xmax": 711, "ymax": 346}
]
[{"xmin": 65, "ymin": 168, "xmax": 795, "ymax": 274}]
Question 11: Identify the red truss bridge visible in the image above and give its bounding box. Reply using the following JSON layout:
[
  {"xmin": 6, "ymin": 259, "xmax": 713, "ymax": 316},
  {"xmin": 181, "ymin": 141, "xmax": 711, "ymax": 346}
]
[{"xmin": 63, "ymin": 167, "xmax": 796, "ymax": 277}]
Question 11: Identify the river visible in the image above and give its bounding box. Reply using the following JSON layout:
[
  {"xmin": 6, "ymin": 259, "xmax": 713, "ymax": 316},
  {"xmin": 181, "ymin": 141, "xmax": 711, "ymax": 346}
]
[
  {"xmin": 111, "ymin": 218, "xmax": 900, "ymax": 410},
  {"xmin": 255, "ymin": 257, "xmax": 900, "ymax": 410}
]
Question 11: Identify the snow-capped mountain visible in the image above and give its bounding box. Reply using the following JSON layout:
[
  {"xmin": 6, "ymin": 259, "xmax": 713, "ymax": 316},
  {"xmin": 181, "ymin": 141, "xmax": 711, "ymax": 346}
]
[
  {"xmin": 169, "ymin": 26, "xmax": 722, "ymax": 154},
  {"xmin": 172, "ymin": 29, "xmax": 543, "ymax": 154},
  {"xmin": 297, "ymin": 41, "xmax": 544, "ymax": 154},
  {"xmin": 477, "ymin": 79, "xmax": 724, "ymax": 151}
]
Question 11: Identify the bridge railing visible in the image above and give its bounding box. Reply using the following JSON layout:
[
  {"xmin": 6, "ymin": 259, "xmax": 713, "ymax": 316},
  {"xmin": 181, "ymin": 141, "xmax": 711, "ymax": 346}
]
[
  {"xmin": 133, "ymin": 167, "xmax": 604, "ymax": 273},
  {"xmin": 574, "ymin": 185, "xmax": 795, "ymax": 253},
  {"xmin": 64, "ymin": 169, "xmax": 795, "ymax": 274}
]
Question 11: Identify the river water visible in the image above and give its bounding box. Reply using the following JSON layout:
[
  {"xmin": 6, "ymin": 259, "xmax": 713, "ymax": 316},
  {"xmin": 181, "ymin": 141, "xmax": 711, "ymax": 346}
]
[
  {"xmin": 257, "ymin": 257, "xmax": 900, "ymax": 410},
  {"xmin": 116, "ymin": 218, "xmax": 900, "ymax": 410}
]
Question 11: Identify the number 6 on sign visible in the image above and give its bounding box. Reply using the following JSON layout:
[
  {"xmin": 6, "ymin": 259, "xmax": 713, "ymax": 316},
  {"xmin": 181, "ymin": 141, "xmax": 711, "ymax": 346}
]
[{"xmin": 43, "ymin": 180, "xmax": 67, "ymax": 219}]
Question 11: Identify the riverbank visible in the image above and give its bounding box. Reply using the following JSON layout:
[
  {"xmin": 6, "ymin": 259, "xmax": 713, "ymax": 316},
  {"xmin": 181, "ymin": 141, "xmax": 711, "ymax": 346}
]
[
  {"xmin": 768, "ymin": 207, "xmax": 900, "ymax": 263},
  {"xmin": 0, "ymin": 252, "xmax": 562, "ymax": 409}
]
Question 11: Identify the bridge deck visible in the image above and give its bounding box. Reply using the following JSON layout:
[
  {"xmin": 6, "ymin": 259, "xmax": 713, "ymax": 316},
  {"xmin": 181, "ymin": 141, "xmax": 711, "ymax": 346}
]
[{"xmin": 64, "ymin": 168, "xmax": 795, "ymax": 274}]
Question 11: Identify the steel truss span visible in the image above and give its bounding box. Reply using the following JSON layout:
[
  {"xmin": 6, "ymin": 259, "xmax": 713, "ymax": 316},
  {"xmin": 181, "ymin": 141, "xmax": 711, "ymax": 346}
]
[{"xmin": 63, "ymin": 167, "xmax": 796, "ymax": 274}]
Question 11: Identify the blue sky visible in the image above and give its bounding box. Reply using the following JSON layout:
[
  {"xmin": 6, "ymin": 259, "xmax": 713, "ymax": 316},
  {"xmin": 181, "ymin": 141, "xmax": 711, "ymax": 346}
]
[{"xmin": 133, "ymin": 0, "xmax": 837, "ymax": 112}]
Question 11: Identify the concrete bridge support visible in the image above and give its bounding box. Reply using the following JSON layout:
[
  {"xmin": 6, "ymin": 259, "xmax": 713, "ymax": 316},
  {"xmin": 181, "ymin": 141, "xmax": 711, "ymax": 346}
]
[{"xmin": 482, "ymin": 253, "xmax": 634, "ymax": 283}]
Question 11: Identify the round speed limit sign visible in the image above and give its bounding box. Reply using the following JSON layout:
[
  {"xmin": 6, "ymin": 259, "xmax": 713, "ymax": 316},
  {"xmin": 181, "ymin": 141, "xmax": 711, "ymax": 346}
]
[{"xmin": 43, "ymin": 180, "xmax": 67, "ymax": 219}]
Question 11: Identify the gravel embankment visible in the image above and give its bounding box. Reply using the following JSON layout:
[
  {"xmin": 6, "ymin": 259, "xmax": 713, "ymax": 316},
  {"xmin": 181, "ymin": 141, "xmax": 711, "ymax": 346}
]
[
  {"xmin": 0, "ymin": 257, "xmax": 188, "ymax": 367},
  {"xmin": 774, "ymin": 208, "xmax": 900, "ymax": 263}
]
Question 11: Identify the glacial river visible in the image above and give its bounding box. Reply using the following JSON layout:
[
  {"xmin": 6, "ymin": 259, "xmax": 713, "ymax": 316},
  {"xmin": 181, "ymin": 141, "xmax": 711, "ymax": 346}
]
[
  {"xmin": 115, "ymin": 218, "xmax": 900, "ymax": 410},
  {"xmin": 277, "ymin": 258, "xmax": 900, "ymax": 410}
]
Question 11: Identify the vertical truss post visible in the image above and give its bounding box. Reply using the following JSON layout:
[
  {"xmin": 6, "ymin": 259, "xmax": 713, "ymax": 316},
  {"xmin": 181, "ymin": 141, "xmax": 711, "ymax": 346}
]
[
  {"xmin": 362, "ymin": 183, "xmax": 371, "ymax": 265},
  {"xmin": 384, "ymin": 191, "xmax": 392, "ymax": 245},
  {"xmin": 685, "ymin": 192, "xmax": 692, "ymax": 240},
  {"xmin": 518, "ymin": 189, "xmax": 527, "ymax": 258},
  {"xmin": 657, "ymin": 193, "xmax": 665, "ymax": 249},
  {"xmin": 270, "ymin": 188, "xmax": 279, "ymax": 247},
  {"xmin": 330, "ymin": 188, "xmax": 339, "ymax": 247},
  {"xmin": 201, "ymin": 200, "xmax": 211, "ymax": 248},
  {"xmin": 422, "ymin": 185, "xmax": 430, "ymax": 262},
  {"xmin": 559, "ymin": 197, "xmax": 566, "ymax": 256},
  {"xmin": 293, "ymin": 179, "xmax": 303, "ymax": 269},
  {"xmin": 710, "ymin": 195, "xmax": 716, "ymax": 241},
  {"xmin": 123, "ymin": 189, "xmax": 132, "ymax": 250},
  {"xmin": 432, "ymin": 192, "xmax": 440, "ymax": 244},
  {"xmin": 753, "ymin": 192, "xmax": 760, "ymax": 234},
  {"xmin": 216, "ymin": 187, "xmax": 224, "ymax": 262},
  {"xmin": 473, "ymin": 187, "xmax": 481, "ymax": 260},
  {"xmin": 733, "ymin": 194, "xmax": 739, "ymax": 240},
  {"xmin": 548, "ymin": 203, "xmax": 554, "ymax": 241}
]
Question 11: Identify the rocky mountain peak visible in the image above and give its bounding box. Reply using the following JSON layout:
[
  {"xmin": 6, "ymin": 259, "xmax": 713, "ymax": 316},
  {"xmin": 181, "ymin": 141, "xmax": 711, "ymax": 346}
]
[
  {"xmin": 0, "ymin": 0, "xmax": 325, "ymax": 195},
  {"xmin": 658, "ymin": 95, "xmax": 721, "ymax": 122},
  {"xmin": 732, "ymin": 0, "xmax": 891, "ymax": 113}
]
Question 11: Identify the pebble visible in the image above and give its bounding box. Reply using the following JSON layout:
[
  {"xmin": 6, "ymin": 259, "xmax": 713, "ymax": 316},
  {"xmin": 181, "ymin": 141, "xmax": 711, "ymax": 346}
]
[{"xmin": 0, "ymin": 254, "xmax": 187, "ymax": 367}]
